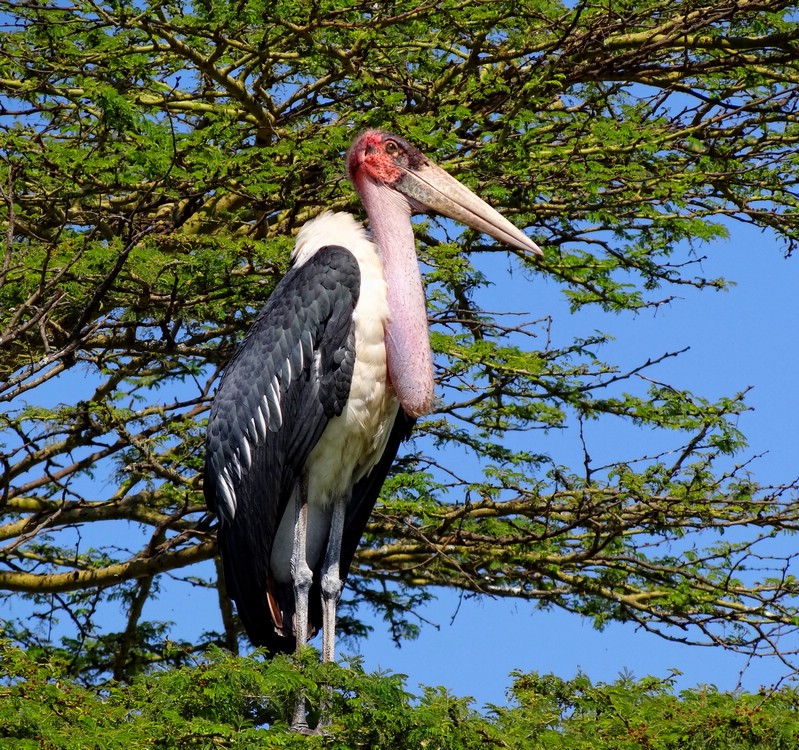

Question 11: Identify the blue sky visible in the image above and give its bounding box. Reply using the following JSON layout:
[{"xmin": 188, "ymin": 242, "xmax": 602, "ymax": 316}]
[{"xmin": 349, "ymin": 218, "xmax": 799, "ymax": 705}]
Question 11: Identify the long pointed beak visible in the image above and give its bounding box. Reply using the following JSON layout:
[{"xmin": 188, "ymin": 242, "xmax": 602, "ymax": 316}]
[{"xmin": 395, "ymin": 160, "xmax": 542, "ymax": 255}]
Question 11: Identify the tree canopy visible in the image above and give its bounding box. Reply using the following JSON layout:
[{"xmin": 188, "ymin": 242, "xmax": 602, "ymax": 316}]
[
  {"xmin": 2, "ymin": 0, "xmax": 799, "ymax": 683},
  {"xmin": 4, "ymin": 643, "xmax": 799, "ymax": 749}
]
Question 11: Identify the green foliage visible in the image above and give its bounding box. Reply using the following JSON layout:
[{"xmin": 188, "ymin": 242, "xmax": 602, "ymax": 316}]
[
  {"xmin": 1, "ymin": 0, "xmax": 799, "ymax": 684},
  {"xmin": 2, "ymin": 643, "xmax": 798, "ymax": 749},
  {"xmin": 504, "ymin": 671, "xmax": 799, "ymax": 750}
]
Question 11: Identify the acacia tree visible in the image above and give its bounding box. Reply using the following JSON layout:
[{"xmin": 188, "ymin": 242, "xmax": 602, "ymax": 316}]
[{"xmin": 2, "ymin": 0, "xmax": 799, "ymax": 682}]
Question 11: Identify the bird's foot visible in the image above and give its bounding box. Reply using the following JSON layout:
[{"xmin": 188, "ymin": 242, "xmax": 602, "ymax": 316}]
[
  {"xmin": 290, "ymin": 690, "xmax": 332, "ymax": 735},
  {"xmin": 290, "ymin": 718, "xmax": 331, "ymax": 736},
  {"xmin": 290, "ymin": 720, "xmax": 317, "ymax": 735}
]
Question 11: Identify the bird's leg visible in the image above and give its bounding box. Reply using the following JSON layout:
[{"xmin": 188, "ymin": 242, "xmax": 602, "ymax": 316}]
[
  {"xmin": 316, "ymin": 495, "xmax": 347, "ymax": 730},
  {"xmin": 320, "ymin": 496, "xmax": 347, "ymax": 664},
  {"xmin": 291, "ymin": 474, "xmax": 314, "ymax": 651},
  {"xmin": 290, "ymin": 473, "xmax": 314, "ymax": 732}
]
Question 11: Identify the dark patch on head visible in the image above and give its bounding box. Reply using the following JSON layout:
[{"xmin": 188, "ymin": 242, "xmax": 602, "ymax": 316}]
[{"xmin": 378, "ymin": 131, "xmax": 427, "ymax": 170}]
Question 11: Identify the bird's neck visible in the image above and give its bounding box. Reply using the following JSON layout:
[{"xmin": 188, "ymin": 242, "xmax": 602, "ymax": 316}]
[{"xmin": 361, "ymin": 182, "xmax": 435, "ymax": 417}]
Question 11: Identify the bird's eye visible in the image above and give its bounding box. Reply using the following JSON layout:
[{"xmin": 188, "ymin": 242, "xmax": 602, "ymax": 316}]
[{"xmin": 384, "ymin": 139, "xmax": 400, "ymax": 156}]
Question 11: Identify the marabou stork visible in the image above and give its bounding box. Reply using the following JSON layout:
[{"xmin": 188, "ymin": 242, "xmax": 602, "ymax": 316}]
[{"xmin": 204, "ymin": 130, "xmax": 541, "ymax": 670}]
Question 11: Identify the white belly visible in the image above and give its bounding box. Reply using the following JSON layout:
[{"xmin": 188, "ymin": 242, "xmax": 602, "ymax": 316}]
[{"xmin": 270, "ymin": 215, "xmax": 397, "ymax": 579}]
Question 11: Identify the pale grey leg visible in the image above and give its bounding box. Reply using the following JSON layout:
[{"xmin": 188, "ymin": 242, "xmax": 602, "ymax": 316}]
[
  {"xmin": 290, "ymin": 474, "xmax": 313, "ymax": 732},
  {"xmin": 316, "ymin": 496, "xmax": 347, "ymax": 730},
  {"xmin": 320, "ymin": 496, "xmax": 347, "ymax": 664}
]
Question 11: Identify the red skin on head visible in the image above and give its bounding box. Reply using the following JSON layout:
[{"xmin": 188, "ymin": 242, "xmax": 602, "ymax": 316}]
[{"xmin": 347, "ymin": 130, "xmax": 406, "ymax": 187}]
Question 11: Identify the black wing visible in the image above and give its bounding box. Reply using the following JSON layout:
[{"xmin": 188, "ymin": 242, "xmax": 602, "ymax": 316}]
[{"xmin": 204, "ymin": 245, "xmax": 360, "ymax": 653}]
